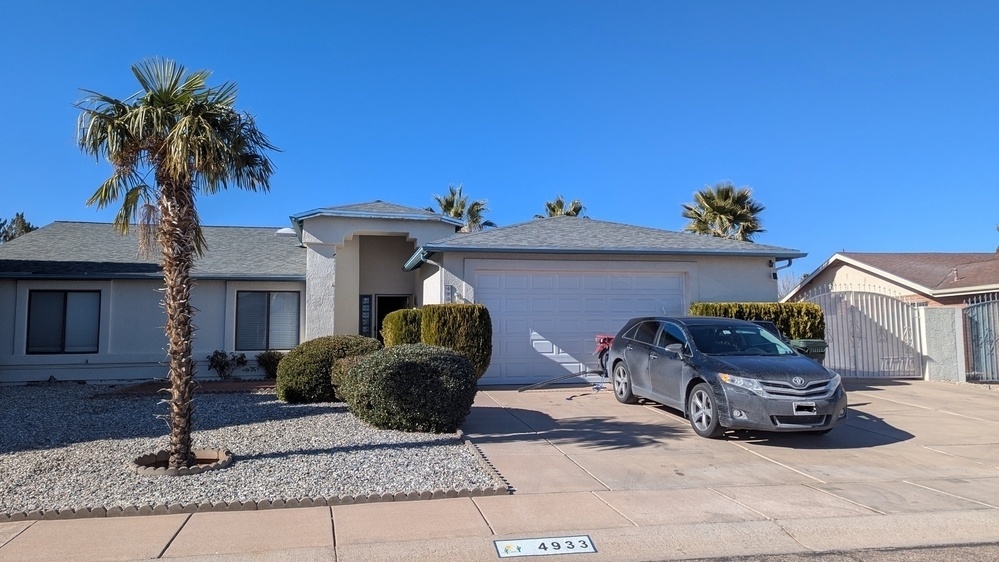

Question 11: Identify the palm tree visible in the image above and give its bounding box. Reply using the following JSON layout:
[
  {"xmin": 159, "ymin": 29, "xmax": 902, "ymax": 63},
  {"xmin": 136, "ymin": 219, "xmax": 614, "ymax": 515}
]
[
  {"xmin": 77, "ymin": 58, "xmax": 276, "ymax": 469},
  {"xmin": 536, "ymin": 195, "xmax": 585, "ymax": 218},
  {"xmin": 681, "ymin": 182, "xmax": 765, "ymax": 241},
  {"xmin": 427, "ymin": 184, "xmax": 496, "ymax": 232}
]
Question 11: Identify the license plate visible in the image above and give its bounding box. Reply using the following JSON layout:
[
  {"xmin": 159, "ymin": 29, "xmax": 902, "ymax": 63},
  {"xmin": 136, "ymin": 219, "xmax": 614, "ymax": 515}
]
[{"xmin": 793, "ymin": 402, "xmax": 817, "ymax": 415}]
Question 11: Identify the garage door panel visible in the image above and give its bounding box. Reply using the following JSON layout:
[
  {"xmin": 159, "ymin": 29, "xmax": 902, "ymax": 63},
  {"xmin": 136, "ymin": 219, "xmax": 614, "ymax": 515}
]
[{"xmin": 477, "ymin": 267, "xmax": 685, "ymax": 384}]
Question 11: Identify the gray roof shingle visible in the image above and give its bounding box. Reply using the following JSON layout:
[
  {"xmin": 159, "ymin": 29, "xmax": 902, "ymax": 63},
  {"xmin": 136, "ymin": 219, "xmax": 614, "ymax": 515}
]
[
  {"xmin": 421, "ymin": 216, "xmax": 804, "ymax": 258},
  {"xmin": 291, "ymin": 200, "xmax": 463, "ymax": 228},
  {"xmin": 0, "ymin": 222, "xmax": 306, "ymax": 280}
]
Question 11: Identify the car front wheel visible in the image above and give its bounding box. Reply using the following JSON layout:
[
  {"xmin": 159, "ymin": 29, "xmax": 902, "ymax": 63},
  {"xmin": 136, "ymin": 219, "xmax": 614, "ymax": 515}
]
[
  {"xmin": 687, "ymin": 383, "xmax": 724, "ymax": 438},
  {"xmin": 612, "ymin": 362, "xmax": 638, "ymax": 404}
]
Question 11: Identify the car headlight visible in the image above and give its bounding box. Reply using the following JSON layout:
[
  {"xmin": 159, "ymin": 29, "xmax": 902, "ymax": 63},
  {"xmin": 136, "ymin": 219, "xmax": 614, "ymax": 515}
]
[
  {"xmin": 719, "ymin": 373, "xmax": 767, "ymax": 397},
  {"xmin": 826, "ymin": 371, "xmax": 842, "ymax": 391}
]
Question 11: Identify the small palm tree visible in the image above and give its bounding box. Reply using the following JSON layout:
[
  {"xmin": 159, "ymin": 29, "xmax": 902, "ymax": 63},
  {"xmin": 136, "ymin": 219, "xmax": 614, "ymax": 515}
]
[
  {"xmin": 681, "ymin": 182, "xmax": 765, "ymax": 241},
  {"xmin": 77, "ymin": 58, "xmax": 276, "ymax": 469},
  {"xmin": 427, "ymin": 184, "xmax": 496, "ymax": 232},
  {"xmin": 536, "ymin": 195, "xmax": 585, "ymax": 218}
]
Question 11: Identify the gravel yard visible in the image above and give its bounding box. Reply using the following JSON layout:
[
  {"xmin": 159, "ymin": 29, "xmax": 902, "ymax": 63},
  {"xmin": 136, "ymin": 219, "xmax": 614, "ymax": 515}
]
[{"xmin": 0, "ymin": 383, "xmax": 503, "ymax": 514}]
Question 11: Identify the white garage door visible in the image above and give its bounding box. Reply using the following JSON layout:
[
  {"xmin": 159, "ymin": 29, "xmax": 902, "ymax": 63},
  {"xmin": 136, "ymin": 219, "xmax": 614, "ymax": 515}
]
[{"xmin": 474, "ymin": 268, "xmax": 686, "ymax": 385}]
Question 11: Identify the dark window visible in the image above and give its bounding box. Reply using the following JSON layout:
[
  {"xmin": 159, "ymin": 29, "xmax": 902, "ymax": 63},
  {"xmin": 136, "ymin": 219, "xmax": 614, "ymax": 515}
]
[
  {"xmin": 27, "ymin": 291, "xmax": 100, "ymax": 354},
  {"xmin": 633, "ymin": 321, "xmax": 660, "ymax": 344},
  {"xmin": 657, "ymin": 323, "xmax": 686, "ymax": 348},
  {"xmin": 235, "ymin": 291, "xmax": 300, "ymax": 351}
]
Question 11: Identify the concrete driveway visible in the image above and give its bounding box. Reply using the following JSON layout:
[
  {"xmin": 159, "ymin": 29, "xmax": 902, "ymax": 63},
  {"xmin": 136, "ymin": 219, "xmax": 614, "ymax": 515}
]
[
  {"xmin": 458, "ymin": 379, "xmax": 999, "ymax": 559},
  {"xmin": 1, "ymin": 379, "xmax": 997, "ymax": 561}
]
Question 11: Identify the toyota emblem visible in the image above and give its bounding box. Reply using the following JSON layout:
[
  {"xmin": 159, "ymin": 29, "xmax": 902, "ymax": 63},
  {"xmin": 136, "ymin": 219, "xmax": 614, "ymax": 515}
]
[{"xmin": 791, "ymin": 376, "xmax": 805, "ymax": 387}]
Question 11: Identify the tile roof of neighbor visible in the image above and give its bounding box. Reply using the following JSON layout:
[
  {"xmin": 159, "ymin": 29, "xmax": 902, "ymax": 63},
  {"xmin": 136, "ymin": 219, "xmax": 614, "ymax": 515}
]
[
  {"xmin": 0, "ymin": 222, "xmax": 306, "ymax": 279},
  {"xmin": 838, "ymin": 252, "xmax": 999, "ymax": 292},
  {"xmin": 420, "ymin": 216, "xmax": 805, "ymax": 258}
]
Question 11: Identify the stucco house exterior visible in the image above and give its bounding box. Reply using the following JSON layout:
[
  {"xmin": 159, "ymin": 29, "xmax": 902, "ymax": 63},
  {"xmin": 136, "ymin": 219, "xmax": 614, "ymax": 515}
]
[
  {"xmin": 783, "ymin": 252, "xmax": 999, "ymax": 306},
  {"xmin": 1, "ymin": 201, "xmax": 805, "ymax": 386}
]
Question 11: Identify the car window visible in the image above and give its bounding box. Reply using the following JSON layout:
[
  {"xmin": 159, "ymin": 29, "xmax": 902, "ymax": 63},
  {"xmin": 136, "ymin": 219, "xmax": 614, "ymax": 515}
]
[
  {"xmin": 688, "ymin": 324, "xmax": 795, "ymax": 356},
  {"xmin": 656, "ymin": 323, "xmax": 686, "ymax": 348},
  {"xmin": 632, "ymin": 321, "xmax": 659, "ymax": 345}
]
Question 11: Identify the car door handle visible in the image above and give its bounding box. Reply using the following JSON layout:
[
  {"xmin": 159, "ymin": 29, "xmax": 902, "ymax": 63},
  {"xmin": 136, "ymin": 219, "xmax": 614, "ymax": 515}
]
[
  {"xmin": 649, "ymin": 353, "xmax": 658, "ymax": 360},
  {"xmin": 625, "ymin": 344, "xmax": 633, "ymax": 350}
]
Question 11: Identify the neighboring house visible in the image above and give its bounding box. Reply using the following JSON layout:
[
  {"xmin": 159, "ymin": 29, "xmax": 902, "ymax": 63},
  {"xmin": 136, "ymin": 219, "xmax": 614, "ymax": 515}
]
[
  {"xmin": 783, "ymin": 252, "xmax": 999, "ymax": 306},
  {"xmin": 782, "ymin": 252, "xmax": 999, "ymax": 382},
  {"xmin": 1, "ymin": 200, "xmax": 805, "ymax": 385}
]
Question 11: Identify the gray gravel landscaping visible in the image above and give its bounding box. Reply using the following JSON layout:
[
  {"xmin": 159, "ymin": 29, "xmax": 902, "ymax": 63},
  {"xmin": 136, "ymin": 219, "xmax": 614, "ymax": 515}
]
[{"xmin": 0, "ymin": 383, "xmax": 503, "ymax": 515}]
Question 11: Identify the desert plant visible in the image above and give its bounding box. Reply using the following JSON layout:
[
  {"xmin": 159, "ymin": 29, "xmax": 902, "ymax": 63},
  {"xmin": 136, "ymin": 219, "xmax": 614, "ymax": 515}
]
[
  {"xmin": 255, "ymin": 350, "xmax": 284, "ymax": 379},
  {"xmin": 381, "ymin": 309, "xmax": 422, "ymax": 347},
  {"xmin": 206, "ymin": 351, "xmax": 247, "ymax": 381},
  {"xmin": 339, "ymin": 344, "xmax": 478, "ymax": 433},
  {"xmin": 420, "ymin": 304, "xmax": 492, "ymax": 378},
  {"xmin": 275, "ymin": 335, "xmax": 382, "ymax": 403}
]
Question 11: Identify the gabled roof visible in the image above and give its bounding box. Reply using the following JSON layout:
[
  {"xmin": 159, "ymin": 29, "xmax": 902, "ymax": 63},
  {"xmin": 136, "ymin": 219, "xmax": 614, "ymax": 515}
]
[
  {"xmin": 0, "ymin": 222, "xmax": 306, "ymax": 280},
  {"xmin": 405, "ymin": 216, "xmax": 804, "ymax": 270},
  {"xmin": 289, "ymin": 200, "xmax": 463, "ymax": 238},
  {"xmin": 783, "ymin": 252, "xmax": 999, "ymax": 300}
]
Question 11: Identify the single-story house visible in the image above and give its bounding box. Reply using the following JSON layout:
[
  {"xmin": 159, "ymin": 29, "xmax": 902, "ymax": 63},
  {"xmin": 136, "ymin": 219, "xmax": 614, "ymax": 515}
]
[
  {"xmin": 783, "ymin": 252, "xmax": 999, "ymax": 306},
  {"xmin": 781, "ymin": 252, "xmax": 999, "ymax": 382},
  {"xmin": 0, "ymin": 200, "xmax": 805, "ymax": 385}
]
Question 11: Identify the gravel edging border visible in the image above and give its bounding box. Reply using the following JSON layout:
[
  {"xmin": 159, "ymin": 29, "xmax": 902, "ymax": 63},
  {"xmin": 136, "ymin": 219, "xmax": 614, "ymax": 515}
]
[{"xmin": 0, "ymin": 430, "xmax": 511, "ymax": 522}]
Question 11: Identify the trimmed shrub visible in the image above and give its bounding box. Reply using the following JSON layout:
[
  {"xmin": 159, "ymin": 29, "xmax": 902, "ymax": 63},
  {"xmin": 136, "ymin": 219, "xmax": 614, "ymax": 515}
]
[
  {"xmin": 340, "ymin": 344, "xmax": 478, "ymax": 433},
  {"xmin": 688, "ymin": 302, "xmax": 825, "ymax": 340},
  {"xmin": 255, "ymin": 350, "xmax": 284, "ymax": 379},
  {"xmin": 206, "ymin": 351, "xmax": 247, "ymax": 381},
  {"xmin": 275, "ymin": 335, "xmax": 382, "ymax": 403},
  {"xmin": 331, "ymin": 354, "xmax": 366, "ymax": 399},
  {"xmin": 420, "ymin": 304, "xmax": 492, "ymax": 378},
  {"xmin": 381, "ymin": 308, "xmax": 422, "ymax": 347}
]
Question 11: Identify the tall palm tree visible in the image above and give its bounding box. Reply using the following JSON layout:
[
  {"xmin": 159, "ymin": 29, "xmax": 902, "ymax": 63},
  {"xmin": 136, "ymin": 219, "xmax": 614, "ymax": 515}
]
[
  {"xmin": 77, "ymin": 58, "xmax": 276, "ymax": 469},
  {"xmin": 536, "ymin": 195, "xmax": 585, "ymax": 218},
  {"xmin": 681, "ymin": 182, "xmax": 765, "ymax": 241},
  {"xmin": 427, "ymin": 184, "xmax": 496, "ymax": 232}
]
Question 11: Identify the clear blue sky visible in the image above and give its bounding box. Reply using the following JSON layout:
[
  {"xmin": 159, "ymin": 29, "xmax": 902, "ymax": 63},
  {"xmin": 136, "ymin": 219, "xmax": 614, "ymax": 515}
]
[{"xmin": 2, "ymin": 1, "xmax": 997, "ymax": 278}]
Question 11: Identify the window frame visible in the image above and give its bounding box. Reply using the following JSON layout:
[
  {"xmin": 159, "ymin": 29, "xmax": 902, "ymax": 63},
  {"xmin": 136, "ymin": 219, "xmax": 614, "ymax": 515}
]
[
  {"xmin": 234, "ymin": 290, "xmax": 301, "ymax": 351},
  {"xmin": 26, "ymin": 290, "xmax": 101, "ymax": 355}
]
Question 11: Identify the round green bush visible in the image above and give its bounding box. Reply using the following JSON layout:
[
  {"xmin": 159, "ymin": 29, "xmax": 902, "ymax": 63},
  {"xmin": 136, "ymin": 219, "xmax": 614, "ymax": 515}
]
[
  {"xmin": 276, "ymin": 335, "xmax": 382, "ymax": 403},
  {"xmin": 331, "ymin": 354, "xmax": 366, "ymax": 400},
  {"xmin": 340, "ymin": 343, "xmax": 478, "ymax": 433}
]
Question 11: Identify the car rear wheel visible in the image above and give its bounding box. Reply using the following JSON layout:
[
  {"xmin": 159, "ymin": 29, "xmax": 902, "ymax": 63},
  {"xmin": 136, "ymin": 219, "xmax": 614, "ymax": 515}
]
[
  {"xmin": 687, "ymin": 383, "xmax": 724, "ymax": 438},
  {"xmin": 612, "ymin": 362, "xmax": 638, "ymax": 404}
]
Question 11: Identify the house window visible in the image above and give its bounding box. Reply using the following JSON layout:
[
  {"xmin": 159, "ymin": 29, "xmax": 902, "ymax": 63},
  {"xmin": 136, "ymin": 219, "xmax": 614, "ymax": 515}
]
[
  {"xmin": 235, "ymin": 291, "xmax": 300, "ymax": 351},
  {"xmin": 27, "ymin": 291, "xmax": 101, "ymax": 354}
]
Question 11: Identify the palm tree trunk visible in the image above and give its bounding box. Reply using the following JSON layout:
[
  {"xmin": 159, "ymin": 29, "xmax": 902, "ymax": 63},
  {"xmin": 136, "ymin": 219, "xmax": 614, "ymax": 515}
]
[{"xmin": 159, "ymin": 181, "xmax": 198, "ymax": 469}]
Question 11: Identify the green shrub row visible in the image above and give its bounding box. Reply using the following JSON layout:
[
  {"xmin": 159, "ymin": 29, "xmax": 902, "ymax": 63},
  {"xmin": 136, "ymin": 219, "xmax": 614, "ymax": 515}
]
[
  {"xmin": 275, "ymin": 335, "xmax": 382, "ymax": 403},
  {"xmin": 688, "ymin": 302, "xmax": 825, "ymax": 340},
  {"xmin": 382, "ymin": 304, "xmax": 493, "ymax": 379},
  {"xmin": 339, "ymin": 344, "xmax": 478, "ymax": 433},
  {"xmin": 381, "ymin": 308, "xmax": 422, "ymax": 347}
]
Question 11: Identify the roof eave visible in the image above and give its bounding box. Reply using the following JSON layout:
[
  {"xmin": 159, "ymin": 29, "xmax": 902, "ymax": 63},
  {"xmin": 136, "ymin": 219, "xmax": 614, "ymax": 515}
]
[
  {"xmin": 420, "ymin": 245, "xmax": 805, "ymax": 259},
  {"xmin": 290, "ymin": 208, "xmax": 464, "ymax": 228}
]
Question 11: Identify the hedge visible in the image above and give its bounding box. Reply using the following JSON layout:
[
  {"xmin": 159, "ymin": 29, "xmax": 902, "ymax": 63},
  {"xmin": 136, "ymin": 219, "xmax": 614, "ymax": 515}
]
[
  {"xmin": 381, "ymin": 308, "xmax": 422, "ymax": 347},
  {"xmin": 420, "ymin": 304, "xmax": 492, "ymax": 378},
  {"xmin": 275, "ymin": 335, "xmax": 382, "ymax": 403},
  {"xmin": 688, "ymin": 302, "xmax": 825, "ymax": 340}
]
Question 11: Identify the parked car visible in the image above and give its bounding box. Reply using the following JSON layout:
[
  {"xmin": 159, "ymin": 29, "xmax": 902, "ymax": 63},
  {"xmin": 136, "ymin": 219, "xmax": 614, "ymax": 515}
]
[{"xmin": 605, "ymin": 316, "xmax": 847, "ymax": 438}]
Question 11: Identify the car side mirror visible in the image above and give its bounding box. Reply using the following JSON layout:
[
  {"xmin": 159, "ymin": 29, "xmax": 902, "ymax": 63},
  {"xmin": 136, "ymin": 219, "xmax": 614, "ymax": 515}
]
[{"xmin": 665, "ymin": 343, "xmax": 684, "ymax": 355}]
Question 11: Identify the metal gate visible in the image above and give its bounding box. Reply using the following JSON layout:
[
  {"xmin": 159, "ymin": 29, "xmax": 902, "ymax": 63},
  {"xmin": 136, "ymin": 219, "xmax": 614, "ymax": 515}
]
[
  {"xmin": 801, "ymin": 285, "xmax": 922, "ymax": 378},
  {"xmin": 964, "ymin": 293, "xmax": 999, "ymax": 382}
]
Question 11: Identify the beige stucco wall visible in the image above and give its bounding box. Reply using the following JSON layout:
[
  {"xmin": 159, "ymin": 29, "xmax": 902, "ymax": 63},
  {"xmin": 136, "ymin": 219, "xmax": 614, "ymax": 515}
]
[
  {"xmin": 0, "ymin": 278, "xmax": 305, "ymax": 384},
  {"xmin": 795, "ymin": 262, "xmax": 955, "ymax": 305},
  {"xmin": 359, "ymin": 236, "xmax": 419, "ymax": 297},
  {"xmin": 300, "ymin": 215, "xmax": 457, "ymax": 337}
]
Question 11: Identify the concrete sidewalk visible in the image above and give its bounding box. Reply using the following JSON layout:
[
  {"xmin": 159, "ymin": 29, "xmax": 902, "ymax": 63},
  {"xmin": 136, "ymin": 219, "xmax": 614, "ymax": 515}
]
[{"xmin": 1, "ymin": 380, "xmax": 998, "ymax": 561}]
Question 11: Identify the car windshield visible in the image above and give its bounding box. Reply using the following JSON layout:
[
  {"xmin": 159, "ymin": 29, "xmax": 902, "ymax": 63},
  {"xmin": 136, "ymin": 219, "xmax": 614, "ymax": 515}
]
[{"xmin": 687, "ymin": 324, "xmax": 797, "ymax": 356}]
